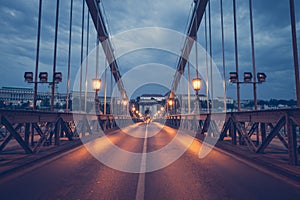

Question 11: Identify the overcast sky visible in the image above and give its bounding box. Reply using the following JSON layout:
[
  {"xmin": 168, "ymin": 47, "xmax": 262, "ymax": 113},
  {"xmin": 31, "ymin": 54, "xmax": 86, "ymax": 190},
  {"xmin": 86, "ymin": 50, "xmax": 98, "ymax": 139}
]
[{"xmin": 0, "ymin": 0, "xmax": 299, "ymax": 100}]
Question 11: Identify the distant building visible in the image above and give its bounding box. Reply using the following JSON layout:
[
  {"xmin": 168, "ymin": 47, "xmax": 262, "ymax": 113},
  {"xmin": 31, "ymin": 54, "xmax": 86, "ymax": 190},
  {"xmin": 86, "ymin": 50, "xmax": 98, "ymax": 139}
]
[
  {"xmin": 137, "ymin": 94, "xmax": 165, "ymax": 116},
  {"xmin": 215, "ymin": 97, "xmax": 234, "ymax": 104},
  {"xmin": 0, "ymin": 87, "xmax": 33, "ymax": 105}
]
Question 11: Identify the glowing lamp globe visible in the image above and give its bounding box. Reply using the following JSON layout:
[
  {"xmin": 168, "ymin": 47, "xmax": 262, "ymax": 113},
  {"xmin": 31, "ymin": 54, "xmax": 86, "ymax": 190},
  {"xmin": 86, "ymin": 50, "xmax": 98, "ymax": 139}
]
[
  {"xmin": 192, "ymin": 77, "xmax": 202, "ymax": 91},
  {"xmin": 92, "ymin": 78, "xmax": 101, "ymax": 91}
]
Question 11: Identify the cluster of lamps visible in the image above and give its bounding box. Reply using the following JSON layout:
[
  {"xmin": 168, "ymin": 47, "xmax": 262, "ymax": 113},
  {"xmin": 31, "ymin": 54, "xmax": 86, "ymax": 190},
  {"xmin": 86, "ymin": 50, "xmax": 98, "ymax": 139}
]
[
  {"xmin": 24, "ymin": 72, "xmax": 62, "ymax": 83},
  {"xmin": 229, "ymin": 72, "xmax": 266, "ymax": 83}
]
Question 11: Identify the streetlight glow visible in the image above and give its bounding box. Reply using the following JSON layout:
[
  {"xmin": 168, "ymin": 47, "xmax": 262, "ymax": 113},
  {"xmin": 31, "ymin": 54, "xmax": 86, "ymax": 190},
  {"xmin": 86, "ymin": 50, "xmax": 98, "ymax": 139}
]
[
  {"xmin": 168, "ymin": 99, "xmax": 174, "ymax": 106},
  {"xmin": 192, "ymin": 77, "xmax": 202, "ymax": 92},
  {"xmin": 122, "ymin": 100, "xmax": 128, "ymax": 106},
  {"xmin": 92, "ymin": 78, "xmax": 101, "ymax": 91}
]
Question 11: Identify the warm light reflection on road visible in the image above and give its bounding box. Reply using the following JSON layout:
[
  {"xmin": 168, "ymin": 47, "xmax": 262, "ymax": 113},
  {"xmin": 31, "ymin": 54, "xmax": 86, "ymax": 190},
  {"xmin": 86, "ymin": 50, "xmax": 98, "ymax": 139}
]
[
  {"xmin": 80, "ymin": 122, "xmax": 214, "ymax": 173},
  {"xmin": 155, "ymin": 123, "xmax": 203, "ymax": 156}
]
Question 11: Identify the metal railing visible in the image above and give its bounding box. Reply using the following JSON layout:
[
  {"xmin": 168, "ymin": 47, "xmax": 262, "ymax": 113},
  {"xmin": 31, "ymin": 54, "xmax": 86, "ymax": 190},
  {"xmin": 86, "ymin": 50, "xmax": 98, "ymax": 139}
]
[{"xmin": 164, "ymin": 108, "xmax": 300, "ymax": 165}]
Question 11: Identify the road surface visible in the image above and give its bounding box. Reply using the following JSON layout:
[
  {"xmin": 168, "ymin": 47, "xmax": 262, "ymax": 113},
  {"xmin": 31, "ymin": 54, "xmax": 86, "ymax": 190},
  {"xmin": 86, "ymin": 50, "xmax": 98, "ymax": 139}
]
[{"xmin": 0, "ymin": 122, "xmax": 299, "ymax": 200}]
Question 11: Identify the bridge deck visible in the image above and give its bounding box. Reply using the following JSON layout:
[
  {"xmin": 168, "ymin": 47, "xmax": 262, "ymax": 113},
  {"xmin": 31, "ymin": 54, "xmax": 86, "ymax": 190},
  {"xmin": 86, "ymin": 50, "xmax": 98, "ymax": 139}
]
[{"xmin": 0, "ymin": 123, "xmax": 299, "ymax": 199}]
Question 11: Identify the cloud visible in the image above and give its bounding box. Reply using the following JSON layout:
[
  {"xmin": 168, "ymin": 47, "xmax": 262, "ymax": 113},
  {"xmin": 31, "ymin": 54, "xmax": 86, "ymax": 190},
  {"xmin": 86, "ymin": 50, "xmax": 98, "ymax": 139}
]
[{"xmin": 0, "ymin": 0, "xmax": 299, "ymax": 101}]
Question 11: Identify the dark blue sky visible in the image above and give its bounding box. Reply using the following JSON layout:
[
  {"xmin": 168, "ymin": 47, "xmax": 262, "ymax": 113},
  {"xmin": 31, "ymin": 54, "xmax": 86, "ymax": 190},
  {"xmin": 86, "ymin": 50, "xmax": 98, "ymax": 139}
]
[{"xmin": 0, "ymin": 0, "xmax": 299, "ymax": 100}]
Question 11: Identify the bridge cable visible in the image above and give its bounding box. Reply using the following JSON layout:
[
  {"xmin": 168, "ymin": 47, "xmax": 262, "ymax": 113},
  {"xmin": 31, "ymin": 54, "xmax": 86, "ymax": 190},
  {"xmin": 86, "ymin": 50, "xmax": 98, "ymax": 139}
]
[
  {"xmin": 205, "ymin": 11, "xmax": 209, "ymax": 111},
  {"xmin": 80, "ymin": 0, "xmax": 85, "ymax": 112},
  {"xmin": 233, "ymin": 0, "xmax": 240, "ymax": 111},
  {"xmin": 208, "ymin": 0, "xmax": 213, "ymax": 113},
  {"xmin": 66, "ymin": 0, "xmax": 73, "ymax": 113},
  {"xmin": 33, "ymin": 0, "xmax": 43, "ymax": 110},
  {"xmin": 84, "ymin": 12, "xmax": 90, "ymax": 112},
  {"xmin": 220, "ymin": 0, "xmax": 227, "ymax": 112},
  {"xmin": 51, "ymin": 0, "xmax": 60, "ymax": 111},
  {"xmin": 104, "ymin": 45, "xmax": 107, "ymax": 115},
  {"xmin": 249, "ymin": 0, "xmax": 257, "ymax": 110},
  {"xmin": 289, "ymin": 0, "xmax": 300, "ymax": 107},
  {"xmin": 188, "ymin": 62, "xmax": 191, "ymax": 114}
]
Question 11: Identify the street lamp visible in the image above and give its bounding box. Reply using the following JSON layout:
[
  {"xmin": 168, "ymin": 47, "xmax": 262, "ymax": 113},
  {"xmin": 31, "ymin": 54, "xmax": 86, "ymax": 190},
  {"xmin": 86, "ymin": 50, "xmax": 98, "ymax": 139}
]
[
  {"xmin": 257, "ymin": 72, "xmax": 267, "ymax": 83},
  {"xmin": 92, "ymin": 78, "xmax": 101, "ymax": 114},
  {"xmin": 24, "ymin": 71, "xmax": 62, "ymax": 110},
  {"xmin": 192, "ymin": 77, "xmax": 202, "ymax": 92},
  {"xmin": 192, "ymin": 77, "xmax": 202, "ymax": 113},
  {"xmin": 229, "ymin": 72, "xmax": 267, "ymax": 111},
  {"xmin": 243, "ymin": 72, "xmax": 253, "ymax": 83},
  {"xmin": 230, "ymin": 72, "xmax": 266, "ymax": 84},
  {"xmin": 24, "ymin": 72, "xmax": 34, "ymax": 82},
  {"xmin": 92, "ymin": 78, "xmax": 101, "ymax": 92},
  {"xmin": 167, "ymin": 98, "xmax": 174, "ymax": 115},
  {"xmin": 39, "ymin": 72, "xmax": 48, "ymax": 83},
  {"xmin": 229, "ymin": 72, "xmax": 238, "ymax": 83},
  {"xmin": 168, "ymin": 99, "xmax": 174, "ymax": 106}
]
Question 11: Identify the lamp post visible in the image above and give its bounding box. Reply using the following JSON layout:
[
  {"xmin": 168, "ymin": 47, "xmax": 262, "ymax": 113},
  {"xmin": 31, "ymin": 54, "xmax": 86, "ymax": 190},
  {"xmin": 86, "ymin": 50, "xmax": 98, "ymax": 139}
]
[
  {"xmin": 168, "ymin": 98, "xmax": 174, "ymax": 115},
  {"xmin": 192, "ymin": 77, "xmax": 202, "ymax": 113},
  {"xmin": 24, "ymin": 71, "xmax": 62, "ymax": 110},
  {"xmin": 192, "ymin": 5, "xmax": 202, "ymax": 114},
  {"xmin": 229, "ymin": 72, "xmax": 266, "ymax": 111},
  {"xmin": 92, "ymin": 78, "xmax": 101, "ymax": 114}
]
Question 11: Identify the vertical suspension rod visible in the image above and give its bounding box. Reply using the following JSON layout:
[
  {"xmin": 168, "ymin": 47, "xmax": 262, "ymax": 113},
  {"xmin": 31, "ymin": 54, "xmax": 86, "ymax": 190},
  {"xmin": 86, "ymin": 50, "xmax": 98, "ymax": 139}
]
[
  {"xmin": 233, "ymin": 0, "xmax": 240, "ymax": 111},
  {"xmin": 33, "ymin": 0, "xmax": 42, "ymax": 110},
  {"xmin": 66, "ymin": 0, "xmax": 73, "ymax": 113},
  {"xmin": 84, "ymin": 13, "xmax": 90, "ymax": 112},
  {"xmin": 289, "ymin": 0, "xmax": 300, "ymax": 107},
  {"xmin": 51, "ymin": 0, "xmax": 60, "ymax": 112},
  {"xmin": 249, "ymin": 0, "xmax": 257, "ymax": 110},
  {"xmin": 79, "ymin": 0, "xmax": 85, "ymax": 112},
  {"xmin": 208, "ymin": 0, "xmax": 213, "ymax": 112},
  {"xmin": 220, "ymin": 0, "xmax": 227, "ymax": 112}
]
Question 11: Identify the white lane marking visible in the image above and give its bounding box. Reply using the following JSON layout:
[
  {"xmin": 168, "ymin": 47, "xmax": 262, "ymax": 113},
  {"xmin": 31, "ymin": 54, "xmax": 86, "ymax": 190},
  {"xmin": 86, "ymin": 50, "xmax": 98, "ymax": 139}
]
[{"xmin": 135, "ymin": 124, "xmax": 148, "ymax": 200}]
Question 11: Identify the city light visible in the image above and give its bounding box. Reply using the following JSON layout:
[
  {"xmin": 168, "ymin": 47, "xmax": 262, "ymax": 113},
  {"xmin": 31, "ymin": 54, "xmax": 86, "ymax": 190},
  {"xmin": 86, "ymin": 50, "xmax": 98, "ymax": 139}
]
[
  {"xmin": 92, "ymin": 78, "xmax": 101, "ymax": 91},
  {"xmin": 168, "ymin": 99, "xmax": 174, "ymax": 106},
  {"xmin": 192, "ymin": 77, "xmax": 202, "ymax": 92}
]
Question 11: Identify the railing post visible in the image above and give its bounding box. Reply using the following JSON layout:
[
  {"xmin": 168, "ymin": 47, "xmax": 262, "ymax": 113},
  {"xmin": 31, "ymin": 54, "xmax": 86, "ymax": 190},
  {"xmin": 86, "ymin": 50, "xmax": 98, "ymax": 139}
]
[
  {"xmin": 55, "ymin": 119, "xmax": 61, "ymax": 146},
  {"xmin": 260, "ymin": 123, "xmax": 266, "ymax": 142},
  {"xmin": 25, "ymin": 123, "xmax": 30, "ymax": 145},
  {"xmin": 286, "ymin": 113, "xmax": 298, "ymax": 165},
  {"xmin": 230, "ymin": 117, "xmax": 237, "ymax": 145}
]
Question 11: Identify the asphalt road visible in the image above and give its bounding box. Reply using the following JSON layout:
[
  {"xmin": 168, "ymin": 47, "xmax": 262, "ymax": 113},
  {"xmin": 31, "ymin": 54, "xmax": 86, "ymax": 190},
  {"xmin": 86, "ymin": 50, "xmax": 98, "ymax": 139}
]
[{"xmin": 0, "ymin": 122, "xmax": 299, "ymax": 200}]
